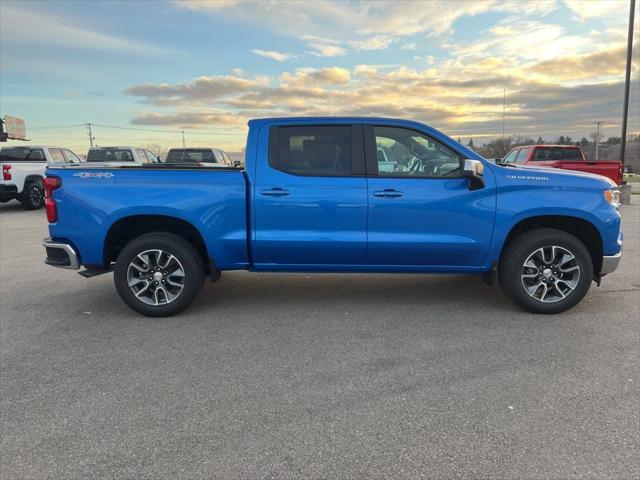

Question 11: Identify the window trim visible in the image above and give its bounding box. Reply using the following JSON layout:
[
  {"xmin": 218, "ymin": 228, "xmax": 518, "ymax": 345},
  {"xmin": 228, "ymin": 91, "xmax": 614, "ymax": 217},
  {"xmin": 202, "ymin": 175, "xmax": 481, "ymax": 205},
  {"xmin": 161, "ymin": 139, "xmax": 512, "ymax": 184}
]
[
  {"xmin": 268, "ymin": 124, "xmax": 365, "ymax": 177},
  {"xmin": 364, "ymin": 125, "xmax": 464, "ymax": 179}
]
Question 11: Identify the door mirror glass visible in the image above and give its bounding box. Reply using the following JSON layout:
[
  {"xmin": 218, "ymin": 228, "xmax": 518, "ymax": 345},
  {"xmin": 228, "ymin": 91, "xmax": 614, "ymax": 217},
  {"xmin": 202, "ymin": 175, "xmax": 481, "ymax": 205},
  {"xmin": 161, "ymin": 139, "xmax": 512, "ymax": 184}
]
[{"xmin": 462, "ymin": 159, "xmax": 485, "ymax": 190}]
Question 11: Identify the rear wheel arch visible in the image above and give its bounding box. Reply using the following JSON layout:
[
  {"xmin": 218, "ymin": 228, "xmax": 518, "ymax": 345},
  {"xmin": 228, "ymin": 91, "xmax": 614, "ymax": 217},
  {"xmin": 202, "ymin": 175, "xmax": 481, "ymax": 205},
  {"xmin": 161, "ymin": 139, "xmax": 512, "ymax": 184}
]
[
  {"xmin": 104, "ymin": 215, "xmax": 209, "ymax": 271},
  {"xmin": 500, "ymin": 215, "xmax": 603, "ymax": 274},
  {"xmin": 22, "ymin": 174, "xmax": 44, "ymax": 189}
]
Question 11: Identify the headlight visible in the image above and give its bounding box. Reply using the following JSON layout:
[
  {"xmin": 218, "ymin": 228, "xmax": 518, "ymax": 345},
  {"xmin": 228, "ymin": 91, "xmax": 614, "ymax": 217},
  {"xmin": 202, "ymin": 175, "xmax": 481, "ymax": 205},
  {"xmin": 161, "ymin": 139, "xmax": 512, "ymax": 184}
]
[{"xmin": 604, "ymin": 188, "xmax": 620, "ymax": 209}]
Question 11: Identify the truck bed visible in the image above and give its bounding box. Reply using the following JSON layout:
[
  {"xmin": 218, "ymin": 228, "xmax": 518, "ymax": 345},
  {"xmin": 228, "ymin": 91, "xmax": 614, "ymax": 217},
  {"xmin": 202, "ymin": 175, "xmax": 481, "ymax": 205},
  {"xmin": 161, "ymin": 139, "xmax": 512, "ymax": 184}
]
[{"xmin": 46, "ymin": 164, "xmax": 249, "ymax": 269}]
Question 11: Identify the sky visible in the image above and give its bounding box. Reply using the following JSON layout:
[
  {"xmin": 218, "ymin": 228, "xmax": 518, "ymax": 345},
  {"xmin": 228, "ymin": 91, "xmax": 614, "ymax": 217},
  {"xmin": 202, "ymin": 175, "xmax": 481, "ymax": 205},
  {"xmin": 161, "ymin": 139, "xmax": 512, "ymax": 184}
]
[{"xmin": 0, "ymin": 0, "xmax": 638, "ymax": 153}]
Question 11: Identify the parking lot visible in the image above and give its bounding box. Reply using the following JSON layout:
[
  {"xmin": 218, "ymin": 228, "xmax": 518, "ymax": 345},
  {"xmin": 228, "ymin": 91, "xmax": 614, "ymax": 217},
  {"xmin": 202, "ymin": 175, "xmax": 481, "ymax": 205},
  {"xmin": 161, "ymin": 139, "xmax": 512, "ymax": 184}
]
[{"xmin": 1, "ymin": 199, "xmax": 638, "ymax": 479}]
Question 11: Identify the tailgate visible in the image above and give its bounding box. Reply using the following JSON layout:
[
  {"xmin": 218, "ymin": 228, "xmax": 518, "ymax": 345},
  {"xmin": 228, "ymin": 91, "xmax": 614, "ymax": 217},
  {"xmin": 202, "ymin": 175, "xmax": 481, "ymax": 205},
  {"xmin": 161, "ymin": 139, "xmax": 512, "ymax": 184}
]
[{"xmin": 556, "ymin": 161, "xmax": 622, "ymax": 185}]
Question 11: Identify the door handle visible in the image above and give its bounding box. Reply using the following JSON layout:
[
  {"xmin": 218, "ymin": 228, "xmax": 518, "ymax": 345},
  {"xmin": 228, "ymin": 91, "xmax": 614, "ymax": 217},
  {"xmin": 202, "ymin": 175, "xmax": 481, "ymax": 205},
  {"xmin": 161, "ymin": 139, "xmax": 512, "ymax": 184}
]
[
  {"xmin": 261, "ymin": 188, "xmax": 289, "ymax": 197},
  {"xmin": 373, "ymin": 189, "xmax": 403, "ymax": 198}
]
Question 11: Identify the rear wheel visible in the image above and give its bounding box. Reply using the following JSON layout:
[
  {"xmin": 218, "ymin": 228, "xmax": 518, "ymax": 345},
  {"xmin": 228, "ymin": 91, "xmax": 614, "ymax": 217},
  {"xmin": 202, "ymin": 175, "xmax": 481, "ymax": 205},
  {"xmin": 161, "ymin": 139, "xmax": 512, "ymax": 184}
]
[
  {"xmin": 19, "ymin": 182, "xmax": 44, "ymax": 210},
  {"xmin": 499, "ymin": 228, "xmax": 593, "ymax": 314},
  {"xmin": 114, "ymin": 232, "xmax": 204, "ymax": 317}
]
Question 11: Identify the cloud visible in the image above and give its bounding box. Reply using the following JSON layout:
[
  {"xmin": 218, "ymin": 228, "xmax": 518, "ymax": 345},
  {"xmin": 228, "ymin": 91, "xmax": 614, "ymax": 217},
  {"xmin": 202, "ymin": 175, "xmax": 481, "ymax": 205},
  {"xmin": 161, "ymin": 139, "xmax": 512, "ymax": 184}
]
[
  {"xmin": 124, "ymin": 75, "xmax": 263, "ymax": 105},
  {"xmin": 0, "ymin": 4, "xmax": 169, "ymax": 56},
  {"xmin": 563, "ymin": 0, "xmax": 626, "ymax": 21},
  {"xmin": 124, "ymin": 38, "xmax": 638, "ymax": 140},
  {"xmin": 131, "ymin": 111, "xmax": 244, "ymax": 128},
  {"xmin": 251, "ymin": 49, "xmax": 292, "ymax": 62},
  {"xmin": 282, "ymin": 67, "xmax": 351, "ymax": 85},
  {"xmin": 173, "ymin": 0, "xmax": 560, "ymax": 56}
]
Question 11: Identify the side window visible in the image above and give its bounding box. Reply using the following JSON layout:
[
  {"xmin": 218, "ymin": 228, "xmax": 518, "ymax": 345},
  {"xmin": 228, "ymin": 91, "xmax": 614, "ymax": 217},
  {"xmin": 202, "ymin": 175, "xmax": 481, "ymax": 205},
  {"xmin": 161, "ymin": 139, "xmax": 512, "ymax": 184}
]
[
  {"xmin": 272, "ymin": 126, "xmax": 352, "ymax": 176},
  {"xmin": 135, "ymin": 149, "xmax": 148, "ymax": 163},
  {"xmin": 63, "ymin": 149, "xmax": 81, "ymax": 163},
  {"xmin": 562, "ymin": 149, "xmax": 581, "ymax": 160},
  {"xmin": 27, "ymin": 149, "xmax": 45, "ymax": 161},
  {"xmin": 502, "ymin": 149, "xmax": 518, "ymax": 163},
  {"xmin": 515, "ymin": 148, "xmax": 531, "ymax": 163},
  {"xmin": 145, "ymin": 150, "xmax": 158, "ymax": 163},
  {"xmin": 372, "ymin": 126, "xmax": 461, "ymax": 177},
  {"xmin": 222, "ymin": 152, "xmax": 232, "ymax": 165},
  {"xmin": 532, "ymin": 148, "xmax": 551, "ymax": 161},
  {"xmin": 213, "ymin": 150, "xmax": 225, "ymax": 164},
  {"xmin": 48, "ymin": 148, "xmax": 65, "ymax": 163}
]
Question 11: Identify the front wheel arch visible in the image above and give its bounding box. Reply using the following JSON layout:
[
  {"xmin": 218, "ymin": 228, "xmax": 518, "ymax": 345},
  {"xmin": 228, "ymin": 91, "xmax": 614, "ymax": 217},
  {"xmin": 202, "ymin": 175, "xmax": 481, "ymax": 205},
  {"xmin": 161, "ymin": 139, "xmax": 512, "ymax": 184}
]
[{"xmin": 500, "ymin": 215, "xmax": 603, "ymax": 275}]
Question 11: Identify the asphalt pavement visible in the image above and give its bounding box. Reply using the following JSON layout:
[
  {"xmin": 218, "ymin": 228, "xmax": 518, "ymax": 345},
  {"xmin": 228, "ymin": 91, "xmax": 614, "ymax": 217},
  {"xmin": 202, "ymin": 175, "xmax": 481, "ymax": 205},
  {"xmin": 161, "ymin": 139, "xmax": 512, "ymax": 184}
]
[{"xmin": 1, "ymin": 198, "xmax": 638, "ymax": 479}]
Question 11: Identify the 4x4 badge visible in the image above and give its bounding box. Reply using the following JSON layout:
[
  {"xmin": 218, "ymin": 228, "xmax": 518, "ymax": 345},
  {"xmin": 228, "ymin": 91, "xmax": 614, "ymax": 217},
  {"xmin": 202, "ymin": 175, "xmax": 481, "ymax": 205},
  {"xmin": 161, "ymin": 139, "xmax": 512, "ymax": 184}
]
[{"xmin": 73, "ymin": 172, "xmax": 114, "ymax": 179}]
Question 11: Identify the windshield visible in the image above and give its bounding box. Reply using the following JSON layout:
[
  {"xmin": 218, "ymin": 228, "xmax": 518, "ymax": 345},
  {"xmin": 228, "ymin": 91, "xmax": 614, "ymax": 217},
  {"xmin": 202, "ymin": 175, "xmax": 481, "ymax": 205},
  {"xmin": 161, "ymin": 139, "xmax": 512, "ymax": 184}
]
[{"xmin": 86, "ymin": 150, "xmax": 135, "ymax": 162}]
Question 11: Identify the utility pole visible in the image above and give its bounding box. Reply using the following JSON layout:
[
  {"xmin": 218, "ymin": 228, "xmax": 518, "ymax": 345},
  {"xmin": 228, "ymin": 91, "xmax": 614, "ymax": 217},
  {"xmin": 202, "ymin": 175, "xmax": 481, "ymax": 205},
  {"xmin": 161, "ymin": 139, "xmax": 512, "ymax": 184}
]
[
  {"xmin": 594, "ymin": 121, "xmax": 603, "ymax": 161},
  {"xmin": 86, "ymin": 123, "xmax": 94, "ymax": 147},
  {"xmin": 502, "ymin": 88, "xmax": 506, "ymax": 139},
  {"xmin": 181, "ymin": 130, "xmax": 185, "ymax": 148},
  {"xmin": 620, "ymin": 0, "xmax": 636, "ymax": 174},
  {"xmin": 502, "ymin": 88, "xmax": 506, "ymax": 156}
]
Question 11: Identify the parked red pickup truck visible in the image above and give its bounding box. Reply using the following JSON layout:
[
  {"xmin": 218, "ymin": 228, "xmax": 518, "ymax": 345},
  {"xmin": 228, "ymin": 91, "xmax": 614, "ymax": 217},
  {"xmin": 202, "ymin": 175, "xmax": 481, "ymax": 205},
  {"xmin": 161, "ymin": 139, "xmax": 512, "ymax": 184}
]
[{"xmin": 500, "ymin": 145, "xmax": 623, "ymax": 185}]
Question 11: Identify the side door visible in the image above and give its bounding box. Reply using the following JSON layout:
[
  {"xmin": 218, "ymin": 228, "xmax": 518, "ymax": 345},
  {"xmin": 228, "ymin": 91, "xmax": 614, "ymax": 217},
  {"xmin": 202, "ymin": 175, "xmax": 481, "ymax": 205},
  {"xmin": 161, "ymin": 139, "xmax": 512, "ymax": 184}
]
[
  {"xmin": 253, "ymin": 123, "xmax": 368, "ymax": 267},
  {"xmin": 364, "ymin": 125, "xmax": 496, "ymax": 269}
]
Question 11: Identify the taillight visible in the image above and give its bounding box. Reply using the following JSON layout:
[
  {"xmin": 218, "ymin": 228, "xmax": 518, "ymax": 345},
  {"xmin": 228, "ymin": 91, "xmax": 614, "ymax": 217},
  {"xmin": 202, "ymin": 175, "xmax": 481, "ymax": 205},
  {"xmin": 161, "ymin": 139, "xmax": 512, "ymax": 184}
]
[
  {"xmin": 2, "ymin": 164, "xmax": 11, "ymax": 181},
  {"xmin": 44, "ymin": 176, "xmax": 61, "ymax": 222}
]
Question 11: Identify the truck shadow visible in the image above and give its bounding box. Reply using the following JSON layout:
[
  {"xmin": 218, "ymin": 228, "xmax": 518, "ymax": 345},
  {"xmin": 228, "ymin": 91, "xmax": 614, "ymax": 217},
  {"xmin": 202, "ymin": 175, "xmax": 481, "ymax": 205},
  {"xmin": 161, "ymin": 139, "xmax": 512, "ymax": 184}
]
[
  {"xmin": 190, "ymin": 271, "xmax": 512, "ymax": 314},
  {"xmin": 0, "ymin": 201, "xmax": 30, "ymax": 213}
]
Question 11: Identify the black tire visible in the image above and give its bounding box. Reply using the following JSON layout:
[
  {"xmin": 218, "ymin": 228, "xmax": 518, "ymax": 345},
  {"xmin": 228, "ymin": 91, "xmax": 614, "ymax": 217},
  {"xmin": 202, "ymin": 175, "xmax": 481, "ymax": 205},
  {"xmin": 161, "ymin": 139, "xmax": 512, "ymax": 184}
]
[
  {"xmin": 499, "ymin": 228, "xmax": 593, "ymax": 314},
  {"xmin": 114, "ymin": 232, "xmax": 205, "ymax": 317},
  {"xmin": 19, "ymin": 182, "xmax": 44, "ymax": 210}
]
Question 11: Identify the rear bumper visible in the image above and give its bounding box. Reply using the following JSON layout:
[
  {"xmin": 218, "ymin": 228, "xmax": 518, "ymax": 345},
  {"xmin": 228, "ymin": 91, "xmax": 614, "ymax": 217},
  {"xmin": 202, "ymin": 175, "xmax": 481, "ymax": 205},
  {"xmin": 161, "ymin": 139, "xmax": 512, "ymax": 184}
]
[
  {"xmin": 43, "ymin": 237, "xmax": 80, "ymax": 269},
  {"xmin": 0, "ymin": 184, "xmax": 18, "ymax": 202},
  {"xmin": 600, "ymin": 251, "xmax": 621, "ymax": 275}
]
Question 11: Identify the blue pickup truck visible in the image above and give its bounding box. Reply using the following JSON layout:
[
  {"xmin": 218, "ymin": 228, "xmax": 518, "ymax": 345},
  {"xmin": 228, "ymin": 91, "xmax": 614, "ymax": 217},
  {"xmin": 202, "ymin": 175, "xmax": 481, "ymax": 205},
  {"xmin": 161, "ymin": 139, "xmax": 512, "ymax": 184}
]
[{"xmin": 42, "ymin": 117, "xmax": 622, "ymax": 317}]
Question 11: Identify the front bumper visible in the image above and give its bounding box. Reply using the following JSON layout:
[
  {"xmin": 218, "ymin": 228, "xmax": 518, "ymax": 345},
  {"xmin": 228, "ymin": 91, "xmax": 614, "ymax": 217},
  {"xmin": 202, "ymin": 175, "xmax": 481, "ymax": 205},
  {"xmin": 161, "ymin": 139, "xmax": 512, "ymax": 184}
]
[
  {"xmin": 600, "ymin": 251, "xmax": 621, "ymax": 275},
  {"xmin": 43, "ymin": 237, "xmax": 80, "ymax": 269}
]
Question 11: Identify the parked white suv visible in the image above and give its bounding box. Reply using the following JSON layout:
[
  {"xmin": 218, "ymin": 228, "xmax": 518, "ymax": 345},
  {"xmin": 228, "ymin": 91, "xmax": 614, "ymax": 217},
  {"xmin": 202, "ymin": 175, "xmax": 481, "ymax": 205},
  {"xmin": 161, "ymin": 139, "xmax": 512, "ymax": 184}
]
[
  {"xmin": 86, "ymin": 147, "xmax": 159, "ymax": 165},
  {"xmin": 0, "ymin": 146, "xmax": 83, "ymax": 209}
]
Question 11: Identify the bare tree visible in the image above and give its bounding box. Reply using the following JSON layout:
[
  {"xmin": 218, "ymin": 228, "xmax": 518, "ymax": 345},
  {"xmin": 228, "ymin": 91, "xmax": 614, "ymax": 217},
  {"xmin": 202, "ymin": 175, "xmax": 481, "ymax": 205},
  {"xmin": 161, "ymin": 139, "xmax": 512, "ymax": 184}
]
[{"xmin": 144, "ymin": 144, "xmax": 163, "ymax": 155}]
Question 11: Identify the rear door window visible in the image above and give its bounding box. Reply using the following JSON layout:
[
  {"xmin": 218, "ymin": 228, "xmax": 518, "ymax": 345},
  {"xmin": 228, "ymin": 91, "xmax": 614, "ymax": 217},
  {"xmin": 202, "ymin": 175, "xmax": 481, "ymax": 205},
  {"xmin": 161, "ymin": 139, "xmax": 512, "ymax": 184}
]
[
  {"xmin": 271, "ymin": 125, "xmax": 353, "ymax": 176},
  {"xmin": 63, "ymin": 149, "xmax": 82, "ymax": 163},
  {"xmin": 561, "ymin": 148, "xmax": 581, "ymax": 160},
  {"xmin": 87, "ymin": 149, "xmax": 135, "ymax": 162},
  {"xmin": 48, "ymin": 148, "xmax": 65, "ymax": 163},
  {"xmin": 144, "ymin": 150, "xmax": 158, "ymax": 163},
  {"xmin": 166, "ymin": 149, "xmax": 216, "ymax": 163}
]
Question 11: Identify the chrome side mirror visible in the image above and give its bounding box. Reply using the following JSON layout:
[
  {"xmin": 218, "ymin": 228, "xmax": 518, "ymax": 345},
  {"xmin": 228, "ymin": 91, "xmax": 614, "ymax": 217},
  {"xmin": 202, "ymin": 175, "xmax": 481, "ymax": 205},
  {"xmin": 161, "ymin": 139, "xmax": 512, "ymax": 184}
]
[{"xmin": 462, "ymin": 159, "xmax": 485, "ymax": 190}]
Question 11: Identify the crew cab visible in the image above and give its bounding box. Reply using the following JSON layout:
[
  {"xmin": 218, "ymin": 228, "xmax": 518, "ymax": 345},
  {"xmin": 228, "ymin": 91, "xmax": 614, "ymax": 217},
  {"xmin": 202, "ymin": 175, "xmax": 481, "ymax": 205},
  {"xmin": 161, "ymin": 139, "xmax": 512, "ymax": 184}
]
[
  {"xmin": 0, "ymin": 146, "xmax": 82, "ymax": 209},
  {"xmin": 500, "ymin": 145, "xmax": 623, "ymax": 185},
  {"xmin": 42, "ymin": 118, "xmax": 623, "ymax": 317},
  {"xmin": 86, "ymin": 146, "xmax": 159, "ymax": 165},
  {"xmin": 165, "ymin": 148, "xmax": 240, "ymax": 166}
]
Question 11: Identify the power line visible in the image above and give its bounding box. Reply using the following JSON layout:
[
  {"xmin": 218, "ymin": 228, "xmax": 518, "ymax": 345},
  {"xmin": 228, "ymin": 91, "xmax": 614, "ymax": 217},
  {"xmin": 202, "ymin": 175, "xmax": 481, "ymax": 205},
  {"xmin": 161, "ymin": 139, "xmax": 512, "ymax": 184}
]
[
  {"xmin": 27, "ymin": 124, "xmax": 85, "ymax": 130},
  {"xmin": 90, "ymin": 123, "xmax": 247, "ymax": 136}
]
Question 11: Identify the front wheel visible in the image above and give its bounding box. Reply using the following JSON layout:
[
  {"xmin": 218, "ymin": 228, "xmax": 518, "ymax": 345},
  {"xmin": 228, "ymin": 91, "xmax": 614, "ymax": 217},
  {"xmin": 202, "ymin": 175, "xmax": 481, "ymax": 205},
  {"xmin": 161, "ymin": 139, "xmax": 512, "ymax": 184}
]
[
  {"xmin": 114, "ymin": 233, "xmax": 204, "ymax": 317},
  {"xmin": 499, "ymin": 228, "xmax": 593, "ymax": 314}
]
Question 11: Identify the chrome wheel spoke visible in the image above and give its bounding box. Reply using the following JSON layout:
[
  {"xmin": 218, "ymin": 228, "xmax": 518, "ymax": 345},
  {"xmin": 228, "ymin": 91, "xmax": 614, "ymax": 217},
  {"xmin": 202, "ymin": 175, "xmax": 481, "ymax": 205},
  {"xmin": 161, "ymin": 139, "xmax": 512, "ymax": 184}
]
[
  {"xmin": 521, "ymin": 245, "xmax": 580, "ymax": 304},
  {"xmin": 127, "ymin": 249, "xmax": 185, "ymax": 306}
]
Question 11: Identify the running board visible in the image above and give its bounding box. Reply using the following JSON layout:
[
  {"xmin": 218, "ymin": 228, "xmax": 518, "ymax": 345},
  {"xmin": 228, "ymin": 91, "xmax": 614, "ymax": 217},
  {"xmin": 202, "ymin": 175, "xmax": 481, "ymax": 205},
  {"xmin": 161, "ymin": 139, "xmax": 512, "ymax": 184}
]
[{"xmin": 78, "ymin": 268, "xmax": 110, "ymax": 278}]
